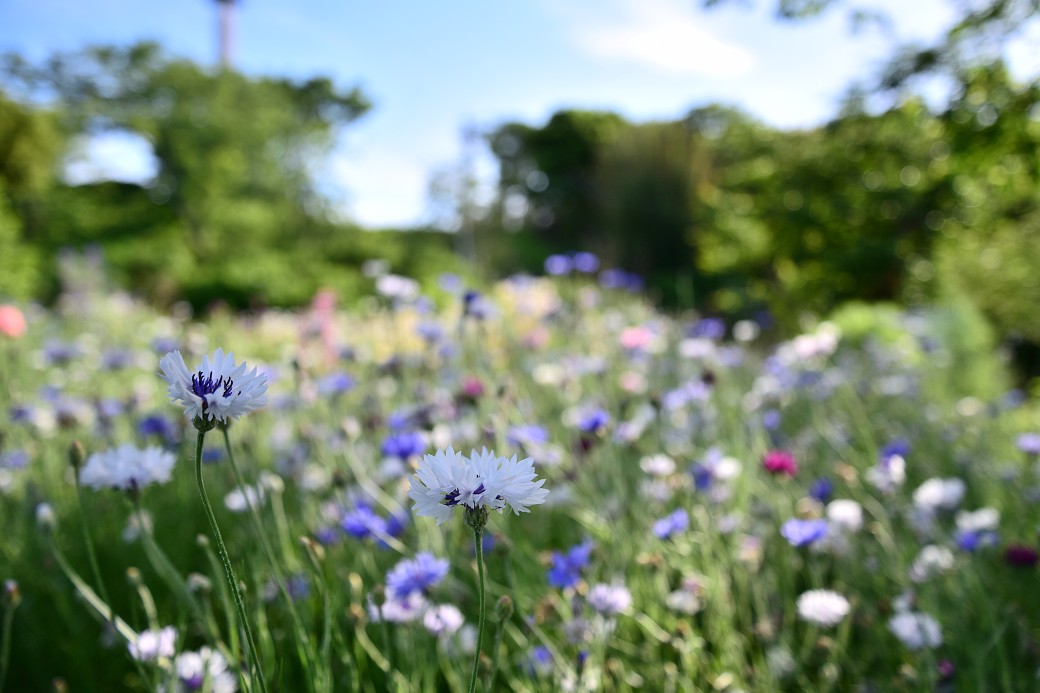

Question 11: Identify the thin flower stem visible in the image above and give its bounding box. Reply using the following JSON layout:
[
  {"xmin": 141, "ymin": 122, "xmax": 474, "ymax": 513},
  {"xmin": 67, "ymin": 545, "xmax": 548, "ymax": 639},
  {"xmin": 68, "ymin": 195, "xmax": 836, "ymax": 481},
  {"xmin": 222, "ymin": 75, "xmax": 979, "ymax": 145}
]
[
  {"xmin": 468, "ymin": 527, "xmax": 487, "ymax": 693},
  {"xmin": 194, "ymin": 429, "xmax": 268, "ymax": 693},
  {"xmin": 0, "ymin": 589, "xmax": 18, "ymax": 693},
  {"xmin": 73, "ymin": 479, "xmax": 113, "ymax": 625},
  {"xmin": 48, "ymin": 538, "xmax": 138, "ymax": 644},
  {"xmin": 487, "ymin": 615, "xmax": 506, "ymax": 693},
  {"xmin": 221, "ymin": 427, "xmax": 319, "ymax": 691}
]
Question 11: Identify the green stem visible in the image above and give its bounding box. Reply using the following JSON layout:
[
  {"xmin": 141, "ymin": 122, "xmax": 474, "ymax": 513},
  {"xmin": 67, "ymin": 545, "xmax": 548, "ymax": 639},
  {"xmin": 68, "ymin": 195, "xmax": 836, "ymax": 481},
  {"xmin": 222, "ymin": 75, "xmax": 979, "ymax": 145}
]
[
  {"xmin": 468, "ymin": 527, "xmax": 487, "ymax": 693},
  {"xmin": 0, "ymin": 590, "xmax": 17, "ymax": 693},
  {"xmin": 487, "ymin": 616, "xmax": 506, "ymax": 693},
  {"xmin": 221, "ymin": 427, "xmax": 317, "ymax": 691},
  {"xmin": 194, "ymin": 429, "xmax": 268, "ymax": 693},
  {"xmin": 74, "ymin": 479, "xmax": 113, "ymax": 626}
]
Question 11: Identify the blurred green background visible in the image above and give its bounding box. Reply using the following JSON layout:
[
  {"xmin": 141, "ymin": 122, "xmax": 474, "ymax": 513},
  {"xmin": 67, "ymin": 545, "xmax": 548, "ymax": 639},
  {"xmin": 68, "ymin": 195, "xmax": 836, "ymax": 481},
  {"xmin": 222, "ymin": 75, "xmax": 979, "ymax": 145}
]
[{"xmin": 2, "ymin": 0, "xmax": 1040, "ymax": 375}]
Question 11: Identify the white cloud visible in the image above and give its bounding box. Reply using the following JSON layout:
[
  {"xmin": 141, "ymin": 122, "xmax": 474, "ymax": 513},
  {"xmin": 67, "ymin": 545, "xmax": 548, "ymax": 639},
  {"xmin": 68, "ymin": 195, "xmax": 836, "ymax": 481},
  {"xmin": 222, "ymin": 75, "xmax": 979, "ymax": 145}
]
[{"xmin": 567, "ymin": 0, "xmax": 755, "ymax": 77}]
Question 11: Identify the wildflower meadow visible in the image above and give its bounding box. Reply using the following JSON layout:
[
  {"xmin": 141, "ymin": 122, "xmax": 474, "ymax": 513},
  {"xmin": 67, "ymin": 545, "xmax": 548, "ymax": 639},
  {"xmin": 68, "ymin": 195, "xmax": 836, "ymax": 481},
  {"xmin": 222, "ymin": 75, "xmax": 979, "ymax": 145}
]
[{"xmin": 2, "ymin": 264, "xmax": 1040, "ymax": 692}]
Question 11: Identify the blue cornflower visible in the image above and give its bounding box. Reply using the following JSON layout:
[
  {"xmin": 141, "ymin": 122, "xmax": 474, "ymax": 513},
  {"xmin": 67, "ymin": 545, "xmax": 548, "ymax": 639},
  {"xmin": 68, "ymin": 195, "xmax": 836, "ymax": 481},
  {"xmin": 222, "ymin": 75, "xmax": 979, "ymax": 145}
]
[
  {"xmin": 96, "ymin": 398, "xmax": 125, "ymax": 420},
  {"xmin": 577, "ymin": 409, "xmax": 610, "ymax": 434},
  {"xmin": 780, "ymin": 518, "xmax": 829, "ymax": 547},
  {"xmin": 1016, "ymin": 433, "xmax": 1040, "ymax": 456},
  {"xmin": 652, "ymin": 509, "xmax": 689, "ymax": 539},
  {"xmin": 762, "ymin": 409, "xmax": 781, "ymax": 431},
  {"xmin": 544, "ymin": 254, "xmax": 573, "ymax": 276},
  {"xmin": 955, "ymin": 529, "xmax": 999, "ymax": 552},
  {"xmin": 341, "ymin": 503, "xmax": 387, "ymax": 540},
  {"xmin": 547, "ymin": 541, "xmax": 594, "ymax": 589},
  {"xmin": 572, "ymin": 252, "xmax": 599, "ymax": 274},
  {"xmin": 690, "ymin": 463, "xmax": 713, "ymax": 491},
  {"xmin": 381, "ymin": 431, "xmax": 426, "ymax": 460},
  {"xmin": 386, "ymin": 552, "xmax": 449, "ymax": 599},
  {"xmin": 507, "ymin": 424, "xmax": 549, "ymax": 448},
  {"xmin": 689, "ymin": 318, "xmax": 726, "ymax": 340},
  {"xmin": 809, "ymin": 477, "xmax": 834, "ymax": 503},
  {"xmin": 314, "ymin": 526, "xmax": 340, "ymax": 545},
  {"xmin": 318, "ymin": 372, "xmax": 356, "ymax": 397},
  {"xmin": 0, "ymin": 449, "xmax": 29, "ymax": 470},
  {"xmin": 880, "ymin": 438, "xmax": 911, "ymax": 461},
  {"xmin": 137, "ymin": 414, "xmax": 179, "ymax": 444},
  {"xmin": 101, "ymin": 349, "xmax": 135, "ymax": 370},
  {"xmin": 524, "ymin": 646, "xmax": 554, "ymax": 676}
]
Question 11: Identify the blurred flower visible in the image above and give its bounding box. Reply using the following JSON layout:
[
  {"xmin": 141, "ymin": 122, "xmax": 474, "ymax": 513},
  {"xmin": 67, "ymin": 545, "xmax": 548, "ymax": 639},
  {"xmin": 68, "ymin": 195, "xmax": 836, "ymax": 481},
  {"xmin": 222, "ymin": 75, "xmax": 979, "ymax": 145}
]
[
  {"xmin": 808, "ymin": 477, "xmax": 833, "ymax": 503},
  {"xmin": 763, "ymin": 450, "xmax": 798, "ymax": 477},
  {"xmin": 129, "ymin": 626, "xmax": 177, "ymax": 662},
  {"xmin": 888, "ymin": 611, "xmax": 942, "ymax": 650},
  {"xmin": 780, "ymin": 518, "xmax": 828, "ymax": 547},
  {"xmin": 796, "ymin": 590, "xmax": 850, "ymax": 627},
  {"xmin": 640, "ymin": 454, "xmax": 676, "ymax": 477},
  {"xmin": 0, "ymin": 305, "xmax": 27, "ymax": 338},
  {"xmin": 544, "ymin": 254, "xmax": 572, "ymax": 276},
  {"xmin": 652, "ymin": 509, "xmax": 689, "ymax": 540},
  {"xmin": 317, "ymin": 372, "xmax": 355, "ymax": 397},
  {"xmin": 174, "ymin": 646, "xmax": 237, "ymax": 692},
  {"xmin": 912, "ymin": 477, "xmax": 965, "ymax": 512},
  {"xmin": 576, "ymin": 409, "xmax": 610, "ymax": 434},
  {"xmin": 80, "ymin": 444, "xmax": 176, "ymax": 491},
  {"xmin": 548, "ymin": 541, "xmax": 594, "ymax": 589},
  {"xmin": 826, "ymin": 499, "xmax": 863, "ymax": 533},
  {"xmin": 223, "ymin": 484, "xmax": 264, "ymax": 512},
  {"xmin": 408, "ymin": 448, "xmax": 549, "ymax": 525},
  {"xmin": 368, "ymin": 592, "xmax": 426, "ymax": 624},
  {"xmin": 423, "ymin": 604, "xmax": 464, "ymax": 636},
  {"xmin": 0, "ymin": 449, "xmax": 29, "ymax": 470},
  {"xmin": 387, "ymin": 552, "xmax": 449, "ymax": 599},
  {"xmin": 381, "ymin": 431, "xmax": 426, "ymax": 461},
  {"xmin": 1016, "ymin": 433, "xmax": 1040, "ymax": 456},
  {"xmin": 587, "ymin": 583, "xmax": 631, "ymax": 615},
  {"xmin": 1004, "ymin": 543, "xmax": 1039, "ymax": 567},
  {"xmin": 909, "ymin": 545, "xmax": 955, "ymax": 582},
  {"xmin": 159, "ymin": 349, "xmax": 268, "ymax": 425},
  {"xmin": 572, "ymin": 252, "xmax": 599, "ymax": 274}
]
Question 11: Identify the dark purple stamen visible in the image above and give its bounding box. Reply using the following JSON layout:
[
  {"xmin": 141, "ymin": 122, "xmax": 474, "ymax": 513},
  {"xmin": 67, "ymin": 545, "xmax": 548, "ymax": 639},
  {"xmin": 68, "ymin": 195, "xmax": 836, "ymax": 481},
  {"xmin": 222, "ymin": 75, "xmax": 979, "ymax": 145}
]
[
  {"xmin": 191, "ymin": 371, "xmax": 235, "ymax": 403},
  {"xmin": 444, "ymin": 483, "xmax": 485, "ymax": 507}
]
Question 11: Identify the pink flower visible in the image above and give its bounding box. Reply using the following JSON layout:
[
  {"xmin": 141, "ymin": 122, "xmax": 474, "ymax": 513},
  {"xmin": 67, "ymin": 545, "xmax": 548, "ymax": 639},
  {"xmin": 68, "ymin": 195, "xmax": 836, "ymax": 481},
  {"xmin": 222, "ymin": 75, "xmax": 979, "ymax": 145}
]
[
  {"xmin": 620, "ymin": 326, "xmax": 653, "ymax": 351},
  {"xmin": 763, "ymin": 450, "xmax": 798, "ymax": 477},
  {"xmin": 0, "ymin": 305, "xmax": 26, "ymax": 339}
]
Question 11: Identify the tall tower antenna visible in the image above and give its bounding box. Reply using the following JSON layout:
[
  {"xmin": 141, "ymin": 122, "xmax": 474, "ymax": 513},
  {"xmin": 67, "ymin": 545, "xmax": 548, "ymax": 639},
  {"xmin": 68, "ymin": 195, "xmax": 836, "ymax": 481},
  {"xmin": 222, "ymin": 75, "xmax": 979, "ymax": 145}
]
[{"xmin": 217, "ymin": 0, "xmax": 237, "ymax": 68}]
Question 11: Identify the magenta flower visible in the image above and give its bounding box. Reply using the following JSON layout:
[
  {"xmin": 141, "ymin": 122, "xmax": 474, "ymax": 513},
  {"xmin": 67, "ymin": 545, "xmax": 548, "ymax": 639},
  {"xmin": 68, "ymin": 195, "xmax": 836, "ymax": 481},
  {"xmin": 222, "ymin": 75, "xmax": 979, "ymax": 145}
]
[{"xmin": 763, "ymin": 450, "xmax": 798, "ymax": 477}]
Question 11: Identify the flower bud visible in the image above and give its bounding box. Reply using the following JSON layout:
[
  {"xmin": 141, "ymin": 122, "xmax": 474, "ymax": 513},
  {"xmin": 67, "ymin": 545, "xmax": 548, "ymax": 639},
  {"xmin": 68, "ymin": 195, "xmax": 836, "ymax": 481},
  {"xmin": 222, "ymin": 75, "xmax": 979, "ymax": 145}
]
[
  {"xmin": 4, "ymin": 579, "xmax": 20, "ymax": 608},
  {"xmin": 495, "ymin": 595, "xmax": 514, "ymax": 622},
  {"xmin": 68, "ymin": 440, "xmax": 86, "ymax": 472},
  {"xmin": 36, "ymin": 502, "xmax": 56, "ymax": 533}
]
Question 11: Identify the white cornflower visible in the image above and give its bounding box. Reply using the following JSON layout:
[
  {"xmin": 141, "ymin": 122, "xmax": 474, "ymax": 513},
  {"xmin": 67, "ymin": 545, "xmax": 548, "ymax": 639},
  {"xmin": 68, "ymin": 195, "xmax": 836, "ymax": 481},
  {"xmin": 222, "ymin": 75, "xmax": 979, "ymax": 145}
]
[
  {"xmin": 587, "ymin": 583, "xmax": 632, "ymax": 615},
  {"xmin": 956, "ymin": 507, "xmax": 1000, "ymax": 532},
  {"xmin": 80, "ymin": 444, "xmax": 176, "ymax": 491},
  {"xmin": 175, "ymin": 646, "xmax": 237, "ymax": 692},
  {"xmin": 423, "ymin": 604, "xmax": 465, "ymax": 636},
  {"xmin": 159, "ymin": 348, "xmax": 268, "ymax": 425},
  {"xmin": 795, "ymin": 590, "xmax": 851, "ymax": 627},
  {"xmin": 128, "ymin": 626, "xmax": 177, "ymax": 662},
  {"xmin": 223, "ymin": 484, "xmax": 265, "ymax": 512},
  {"xmin": 408, "ymin": 448, "xmax": 549, "ymax": 525},
  {"xmin": 826, "ymin": 499, "xmax": 864, "ymax": 533},
  {"xmin": 909, "ymin": 544, "xmax": 955, "ymax": 582},
  {"xmin": 912, "ymin": 477, "xmax": 965, "ymax": 511},
  {"xmin": 888, "ymin": 611, "xmax": 942, "ymax": 650}
]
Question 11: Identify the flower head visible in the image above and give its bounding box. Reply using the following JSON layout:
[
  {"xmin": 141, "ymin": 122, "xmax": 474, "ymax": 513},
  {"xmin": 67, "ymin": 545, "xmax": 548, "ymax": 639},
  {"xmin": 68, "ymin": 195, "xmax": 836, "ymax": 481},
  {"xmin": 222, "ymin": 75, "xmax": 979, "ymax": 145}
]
[
  {"xmin": 159, "ymin": 348, "xmax": 268, "ymax": 426},
  {"xmin": 763, "ymin": 450, "xmax": 798, "ymax": 477},
  {"xmin": 587, "ymin": 583, "xmax": 632, "ymax": 615},
  {"xmin": 386, "ymin": 552, "xmax": 450, "ymax": 599},
  {"xmin": 408, "ymin": 448, "xmax": 549, "ymax": 525},
  {"xmin": 796, "ymin": 590, "xmax": 850, "ymax": 627},
  {"xmin": 129, "ymin": 626, "xmax": 177, "ymax": 662},
  {"xmin": 888, "ymin": 611, "xmax": 942, "ymax": 650},
  {"xmin": 80, "ymin": 444, "xmax": 176, "ymax": 491}
]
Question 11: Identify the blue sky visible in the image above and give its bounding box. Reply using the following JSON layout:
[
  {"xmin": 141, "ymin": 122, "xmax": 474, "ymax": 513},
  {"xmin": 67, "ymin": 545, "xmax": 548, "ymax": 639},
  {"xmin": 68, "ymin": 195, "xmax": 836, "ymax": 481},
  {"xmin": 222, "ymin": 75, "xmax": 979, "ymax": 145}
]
[{"xmin": 0, "ymin": 0, "xmax": 1006, "ymax": 228}]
